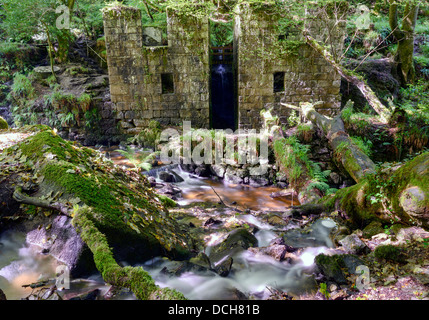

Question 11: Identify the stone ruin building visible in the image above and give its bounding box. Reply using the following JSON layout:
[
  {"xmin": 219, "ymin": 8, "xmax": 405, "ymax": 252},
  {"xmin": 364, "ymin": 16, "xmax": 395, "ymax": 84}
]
[{"xmin": 103, "ymin": 3, "xmax": 346, "ymax": 134}]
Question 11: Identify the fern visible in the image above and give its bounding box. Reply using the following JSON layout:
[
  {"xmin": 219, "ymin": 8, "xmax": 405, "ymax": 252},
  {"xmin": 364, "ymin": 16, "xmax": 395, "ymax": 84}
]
[{"xmin": 115, "ymin": 146, "xmax": 155, "ymax": 171}]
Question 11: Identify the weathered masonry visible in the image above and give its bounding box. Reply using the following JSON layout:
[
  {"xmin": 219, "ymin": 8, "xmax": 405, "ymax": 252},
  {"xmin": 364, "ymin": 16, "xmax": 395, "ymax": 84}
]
[{"xmin": 103, "ymin": 3, "xmax": 346, "ymax": 134}]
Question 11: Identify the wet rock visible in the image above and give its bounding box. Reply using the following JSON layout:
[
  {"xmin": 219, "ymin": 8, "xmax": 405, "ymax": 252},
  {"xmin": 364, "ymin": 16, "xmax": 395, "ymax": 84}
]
[
  {"xmin": 210, "ymin": 164, "xmax": 226, "ymax": 178},
  {"xmin": 214, "ymin": 256, "xmax": 233, "ymax": 277},
  {"xmin": 211, "ymin": 228, "xmax": 258, "ymax": 256},
  {"xmin": 204, "ymin": 217, "xmax": 222, "ymax": 227},
  {"xmin": 399, "ymin": 186, "xmax": 427, "ymax": 219},
  {"xmin": 339, "ymin": 234, "xmax": 370, "ymax": 255},
  {"xmin": 270, "ymin": 188, "xmax": 297, "ymax": 199},
  {"xmin": 224, "ymin": 167, "xmax": 247, "ymax": 184},
  {"xmin": 158, "ymin": 170, "xmax": 184, "ymax": 183},
  {"xmin": 340, "ymin": 254, "xmax": 365, "ymax": 274},
  {"xmin": 314, "ymin": 254, "xmax": 348, "ymax": 285},
  {"xmin": 248, "ymin": 244, "xmax": 293, "ymax": 262},
  {"xmin": 209, "ymin": 228, "xmax": 257, "ymax": 275},
  {"xmin": 248, "ymin": 176, "xmax": 270, "ymax": 187},
  {"xmin": 26, "ymin": 215, "xmax": 96, "ymax": 278},
  {"xmin": 395, "ymin": 227, "xmax": 429, "ymax": 244},
  {"xmin": 189, "ymin": 252, "xmax": 212, "ymax": 270},
  {"xmin": 157, "ymin": 183, "xmax": 182, "ymax": 196},
  {"xmin": 266, "ymin": 213, "xmax": 288, "ymax": 227},
  {"xmin": 160, "ymin": 260, "xmax": 211, "ymax": 277},
  {"xmin": 194, "ymin": 165, "xmax": 211, "ymax": 177},
  {"xmin": 66, "ymin": 289, "xmax": 101, "ymax": 300},
  {"xmin": 147, "ymin": 176, "xmax": 158, "ymax": 187}
]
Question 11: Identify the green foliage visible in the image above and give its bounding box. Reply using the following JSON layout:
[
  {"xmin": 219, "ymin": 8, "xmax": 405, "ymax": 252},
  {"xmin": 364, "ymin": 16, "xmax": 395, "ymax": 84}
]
[
  {"xmin": 319, "ymin": 282, "xmax": 330, "ymax": 299},
  {"xmin": 274, "ymin": 136, "xmax": 336, "ymax": 195},
  {"xmin": 115, "ymin": 146, "xmax": 155, "ymax": 171},
  {"xmin": 350, "ymin": 136, "xmax": 373, "ymax": 157},
  {"xmin": 10, "ymin": 73, "xmax": 35, "ymax": 100},
  {"xmin": 210, "ymin": 20, "xmax": 234, "ymax": 47},
  {"xmin": 129, "ymin": 120, "xmax": 162, "ymax": 149}
]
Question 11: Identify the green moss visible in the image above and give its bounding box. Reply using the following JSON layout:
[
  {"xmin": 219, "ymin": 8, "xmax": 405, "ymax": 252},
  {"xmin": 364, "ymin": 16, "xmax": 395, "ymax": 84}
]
[
  {"xmin": 102, "ymin": 3, "xmax": 141, "ymax": 20},
  {"xmin": 374, "ymin": 245, "xmax": 403, "ymax": 263},
  {"xmin": 19, "ymin": 130, "xmax": 83, "ymax": 162},
  {"xmin": 0, "ymin": 116, "xmax": 8, "ymax": 129},
  {"xmin": 158, "ymin": 195, "xmax": 177, "ymax": 208},
  {"xmin": 72, "ymin": 206, "xmax": 186, "ymax": 300}
]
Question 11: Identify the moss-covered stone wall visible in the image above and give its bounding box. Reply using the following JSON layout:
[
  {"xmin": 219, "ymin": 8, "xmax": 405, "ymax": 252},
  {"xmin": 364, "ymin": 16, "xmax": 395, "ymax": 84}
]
[{"xmin": 103, "ymin": 5, "xmax": 210, "ymax": 134}]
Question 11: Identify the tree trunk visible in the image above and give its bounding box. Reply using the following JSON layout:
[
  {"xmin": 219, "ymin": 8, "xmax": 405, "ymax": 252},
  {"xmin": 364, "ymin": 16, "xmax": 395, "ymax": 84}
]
[
  {"xmin": 72, "ymin": 206, "xmax": 187, "ymax": 300},
  {"xmin": 389, "ymin": 0, "xmax": 419, "ymax": 85},
  {"xmin": 282, "ymin": 101, "xmax": 377, "ymax": 184},
  {"xmin": 324, "ymin": 151, "xmax": 429, "ymax": 229},
  {"xmin": 303, "ymin": 33, "xmax": 392, "ymax": 124}
]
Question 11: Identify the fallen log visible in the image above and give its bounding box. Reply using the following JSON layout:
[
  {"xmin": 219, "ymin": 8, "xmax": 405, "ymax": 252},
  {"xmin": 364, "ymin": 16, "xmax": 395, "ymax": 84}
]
[
  {"xmin": 301, "ymin": 101, "xmax": 376, "ymax": 183},
  {"xmin": 281, "ymin": 102, "xmax": 428, "ymax": 228},
  {"xmin": 303, "ymin": 32, "xmax": 392, "ymax": 124}
]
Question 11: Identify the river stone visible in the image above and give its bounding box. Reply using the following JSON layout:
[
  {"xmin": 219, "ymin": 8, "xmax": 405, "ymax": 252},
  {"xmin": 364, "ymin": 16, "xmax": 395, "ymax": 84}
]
[
  {"xmin": 210, "ymin": 164, "xmax": 226, "ymax": 178},
  {"xmin": 33, "ymin": 66, "xmax": 61, "ymax": 79},
  {"xmin": 158, "ymin": 170, "xmax": 183, "ymax": 183},
  {"xmin": 338, "ymin": 233, "xmax": 369, "ymax": 255},
  {"xmin": 340, "ymin": 254, "xmax": 365, "ymax": 274},
  {"xmin": 189, "ymin": 252, "xmax": 212, "ymax": 270},
  {"xmin": 214, "ymin": 256, "xmax": 233, "ymax": 277},
  {"xmin": 26, "ymin": 215, "xmax": 96, "ymax": 278},
  {"xmin": 248, "ymin": 176, "xmax": 270, "ymax": 187},
  {"xmin": 315, "ymin": 254, "xmax": 348, "ymax": 285},
  {"xmin": 209, "ymin": 228, "xmax": 257, "ymax": 271},
  {"xmin": 224, "ymin": 167, "xmax": 248, "ymax": 184}
]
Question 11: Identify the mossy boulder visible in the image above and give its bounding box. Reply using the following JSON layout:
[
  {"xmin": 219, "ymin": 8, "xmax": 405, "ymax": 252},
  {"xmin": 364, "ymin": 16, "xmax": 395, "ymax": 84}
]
[
  {"xmin": 0, "ymin": 125, "xmax": 193, "ymax": 299},
  {"xmin": 0, "ymin": 116, "xmax": 8, "ymax": 130},
  {"xmin": 314, "ymin": 254, "xmax": 348, "ymax": 285}
]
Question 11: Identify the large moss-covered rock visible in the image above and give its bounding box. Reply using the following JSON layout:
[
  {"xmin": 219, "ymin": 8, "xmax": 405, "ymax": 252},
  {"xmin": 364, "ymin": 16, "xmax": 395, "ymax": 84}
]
[{"xmin": 0, "ymin": 125, "xmax": 192, "ymax": 299}]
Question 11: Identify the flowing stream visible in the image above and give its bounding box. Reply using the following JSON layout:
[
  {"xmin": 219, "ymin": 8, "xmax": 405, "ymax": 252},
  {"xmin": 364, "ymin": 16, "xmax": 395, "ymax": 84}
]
[{"xmin": 0, "ymin": 157, "xmax": 338, "ymax": 300}]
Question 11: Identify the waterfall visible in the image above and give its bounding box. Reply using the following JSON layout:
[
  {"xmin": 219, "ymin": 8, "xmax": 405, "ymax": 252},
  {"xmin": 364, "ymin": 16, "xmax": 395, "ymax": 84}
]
[{"xmin": 211, "ymin": 63, "xmax": 235, "ymax": 130}]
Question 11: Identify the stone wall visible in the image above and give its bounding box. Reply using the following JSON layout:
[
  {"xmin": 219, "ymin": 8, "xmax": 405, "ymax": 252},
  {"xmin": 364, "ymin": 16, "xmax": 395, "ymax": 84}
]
[
  {"xmin": 141, "ymin": 9, "xmax": 210, "ymax": 129},
  {"xmin": 103, "ymin": 6, "xmax": 210, "ymax": 135},
  {"xmin": 235, "ymin": 2, "xmax": 346, "ymax": 129},
  {"xmin": 103, "ymin": 7, "xmax": 145, "ymax": 135}
]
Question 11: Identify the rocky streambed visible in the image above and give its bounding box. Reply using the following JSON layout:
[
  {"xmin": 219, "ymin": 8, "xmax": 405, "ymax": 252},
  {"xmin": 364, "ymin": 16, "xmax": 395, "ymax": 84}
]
[{"xmin": 0, "ymin": 128, "xmax": 428, "ymax": 300}]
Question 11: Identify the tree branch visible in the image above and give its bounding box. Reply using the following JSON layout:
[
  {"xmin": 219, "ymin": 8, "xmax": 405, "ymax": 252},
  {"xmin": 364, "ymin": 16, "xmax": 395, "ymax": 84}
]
[
  {"xmin": 13, "ymin": 187, "xmax": 71, "ymax": 216},
  {"xmin": 303, "ymin": 32, "xmax": 392, "ymax": 124}
]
